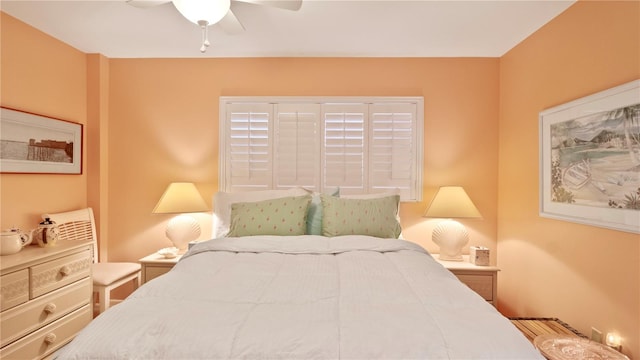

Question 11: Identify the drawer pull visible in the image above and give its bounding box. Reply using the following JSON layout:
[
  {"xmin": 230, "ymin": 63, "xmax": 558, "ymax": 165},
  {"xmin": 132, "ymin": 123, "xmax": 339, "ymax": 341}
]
[
  {"xmin": 60, "ymin": 266, "xmax": 71, "ymax": 276},
  {"xmin": 44, "ymin": 303, "xmax": 57, "ymax": 314},
  {"xmin": 44, "ymin": 333, "xmax": 57, "ymax": 344}
]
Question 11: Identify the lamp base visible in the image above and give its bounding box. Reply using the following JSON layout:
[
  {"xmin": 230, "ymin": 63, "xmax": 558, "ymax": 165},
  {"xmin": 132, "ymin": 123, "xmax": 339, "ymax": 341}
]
[
  {"xmin": 166, "ymin": 214, "xmax": 201, "ymax": 251},
  {"xmin": 432, "ymin": 219, "xmax": 469, "ymax": 262}
]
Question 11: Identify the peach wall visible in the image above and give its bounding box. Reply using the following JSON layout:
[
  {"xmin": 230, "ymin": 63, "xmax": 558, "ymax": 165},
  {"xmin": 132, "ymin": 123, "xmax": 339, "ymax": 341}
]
[
  {"xmin": 0, "ymin": 13, "xmax": 87, "ymax": 231},
  {"xmin": 498, "ymin": 1, "xmax": 639, "ymax": 358},
  {"xmin": 106, "ymin": 57, "xmax": 500, "ymax": 263}
]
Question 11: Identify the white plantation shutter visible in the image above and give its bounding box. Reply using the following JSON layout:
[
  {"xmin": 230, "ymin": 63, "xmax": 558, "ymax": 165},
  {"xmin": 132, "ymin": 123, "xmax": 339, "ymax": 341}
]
[
  {"xmin": 220, "ymin": 97, "xmax": 423, "ymax": 201},
  {"xmin": 274, "ymin": 104, "xmax": 321, "ymax": 190},
  {"xmin": 321, "ymin": 104, "xmax": 367, "ymax": 192},
  {"xmin": 225, "ymin": 103, "xmax": 272, "ymax": 191},
  {"xmin": 369, "ymin": 103, "xmax": 417, "ymax": 200}
]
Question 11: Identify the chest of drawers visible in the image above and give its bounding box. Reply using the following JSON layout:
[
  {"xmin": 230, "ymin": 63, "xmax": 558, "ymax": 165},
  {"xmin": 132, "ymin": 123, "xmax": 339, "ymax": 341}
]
[{"xmin": 1, "ymin": 240, "xmax": 93, "ymax": 359}]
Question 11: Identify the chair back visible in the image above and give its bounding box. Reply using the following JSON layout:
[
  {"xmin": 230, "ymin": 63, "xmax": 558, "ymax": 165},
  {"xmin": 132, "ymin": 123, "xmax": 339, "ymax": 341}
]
[{"xmin": 43, "ymin": 208, "xmax": 99, "ymax": 263}]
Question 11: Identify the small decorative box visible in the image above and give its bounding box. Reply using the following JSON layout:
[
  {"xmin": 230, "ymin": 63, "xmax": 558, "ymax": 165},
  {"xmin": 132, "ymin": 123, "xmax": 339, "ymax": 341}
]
[{"xmin": 470, "ymin": 246, "xmax": 490, "ymax": 266}]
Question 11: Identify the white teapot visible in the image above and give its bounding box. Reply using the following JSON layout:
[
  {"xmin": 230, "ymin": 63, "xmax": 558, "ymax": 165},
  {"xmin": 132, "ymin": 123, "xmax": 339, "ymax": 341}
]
[
  {"xmin": 33, "ymin": 218, "xmax": 59, "ymax": 248},
  {"xmin": 0, "ymin": 229, "xmax": 33, "ymax": 255}
]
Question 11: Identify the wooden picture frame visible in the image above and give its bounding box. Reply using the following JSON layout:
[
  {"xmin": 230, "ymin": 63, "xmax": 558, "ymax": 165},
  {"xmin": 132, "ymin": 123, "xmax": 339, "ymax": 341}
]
[
  {"xmin": 0, "ymin": 107, "xmax": 83, "ymax": 174},
  {"xmin": 539, "ymin": 80, "xmax": 640, "ymax": 234}
]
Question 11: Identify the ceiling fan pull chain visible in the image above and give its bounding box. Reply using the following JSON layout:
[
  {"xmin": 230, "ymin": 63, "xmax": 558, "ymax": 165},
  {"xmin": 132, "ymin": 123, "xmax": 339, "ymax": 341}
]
[{"xmin": 198, "ymin": 20, "xmax": 211, "ymax": 53}]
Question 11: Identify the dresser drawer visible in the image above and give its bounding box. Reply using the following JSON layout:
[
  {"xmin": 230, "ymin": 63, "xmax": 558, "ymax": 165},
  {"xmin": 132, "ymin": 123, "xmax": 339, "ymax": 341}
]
[
  {"xmin": 0, "ymin": 269, "xmax": 29, "ymax": 312},
  {"xmin": 1, "ymin": 277, "xmax": 91, "ymax": 348},
  {"xmin": 30, "ymin": 250, "xmax": 92, "ymax": 298},
  {"xmin": 0, "ymin": 304, "xmax": 91, "ymax": 360},
  {"xmin": 456, "ymin": 274, "xmax": 494, "ymax": 301}
]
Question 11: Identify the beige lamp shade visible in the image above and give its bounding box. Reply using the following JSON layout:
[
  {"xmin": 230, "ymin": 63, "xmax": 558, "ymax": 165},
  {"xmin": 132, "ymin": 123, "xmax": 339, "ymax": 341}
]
[
  {"xmin": 153, "ymin": 182, "xmax": 208, "ymax": 214},
  {"xmin": 423, "ymin": 186, "xmax": 481, "ymax": 219},
  {"xmin": 424, "ymin": 186, "xmax": 481, "ymax": 261},
  {"xmin": 153, "ymin": 182, "xmax": 208, "ymax": 251}
]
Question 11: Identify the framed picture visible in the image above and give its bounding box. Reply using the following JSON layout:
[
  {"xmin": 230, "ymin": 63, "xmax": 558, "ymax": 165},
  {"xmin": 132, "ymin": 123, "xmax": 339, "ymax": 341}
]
[
  {"xmin": 1, "ymin": 107, "xmax": 82, "ymax": 174},
  {"xmin": 539, "ymin": 79, "xmax": 640, "ymax": 234}
]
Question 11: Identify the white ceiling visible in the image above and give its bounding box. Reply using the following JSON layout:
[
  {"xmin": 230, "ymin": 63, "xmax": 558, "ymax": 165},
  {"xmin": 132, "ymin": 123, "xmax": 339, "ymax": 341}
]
[{"xmin": 1, "ymin": 0, "xmax": 575, "ymax": 58}]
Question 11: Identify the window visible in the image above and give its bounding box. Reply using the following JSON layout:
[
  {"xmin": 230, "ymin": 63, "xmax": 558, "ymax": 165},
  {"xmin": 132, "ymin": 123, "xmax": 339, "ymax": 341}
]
[{"xmin": 219, "ymin": 97, "xmax": 423, "ymax": 201}]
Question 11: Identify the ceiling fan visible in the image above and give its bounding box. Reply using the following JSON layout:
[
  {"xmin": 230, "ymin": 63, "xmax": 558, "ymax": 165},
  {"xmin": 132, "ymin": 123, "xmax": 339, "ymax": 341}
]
[{"xmin": 126, "ymin": 0, "xmax": 302, "ymax": 52}]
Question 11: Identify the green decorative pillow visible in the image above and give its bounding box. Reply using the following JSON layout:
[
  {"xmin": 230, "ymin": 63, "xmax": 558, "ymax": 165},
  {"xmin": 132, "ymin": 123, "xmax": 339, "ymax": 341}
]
[
  {"xmin": 321, "ymin": 194, "xmax": 402, "ymax": 238},
  {"xmin": 228, "ymin": 195, "xmax": 312, "ymax": 237}
]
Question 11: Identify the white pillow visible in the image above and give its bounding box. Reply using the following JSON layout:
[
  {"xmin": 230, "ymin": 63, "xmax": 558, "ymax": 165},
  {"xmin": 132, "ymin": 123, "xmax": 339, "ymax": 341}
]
[
  {"xmin": 212, "ymin": 188, "xmax": 309, "ymax": 238},
  {"xmin": 339, "ymin": 189, "xmax": 400, "ymax": 199}
]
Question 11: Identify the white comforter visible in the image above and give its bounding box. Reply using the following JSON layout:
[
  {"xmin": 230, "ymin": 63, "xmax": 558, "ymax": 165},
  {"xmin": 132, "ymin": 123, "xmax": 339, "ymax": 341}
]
[{"xmin": 57, "ymin": 236, "xmax": 542, "ymax": 360}]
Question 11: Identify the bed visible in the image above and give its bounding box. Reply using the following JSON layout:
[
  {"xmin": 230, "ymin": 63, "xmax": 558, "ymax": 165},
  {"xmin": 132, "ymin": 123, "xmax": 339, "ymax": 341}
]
[{"xmin": 55, "ymin": 189, "xmax": 543, "ymax": 359}]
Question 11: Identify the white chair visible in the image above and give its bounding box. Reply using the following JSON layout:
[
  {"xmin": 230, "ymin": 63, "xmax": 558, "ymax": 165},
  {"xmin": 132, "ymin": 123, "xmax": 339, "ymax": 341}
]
[{"xmin": 43, "ymin": 207, "xmax": 141, "ymax": 314}]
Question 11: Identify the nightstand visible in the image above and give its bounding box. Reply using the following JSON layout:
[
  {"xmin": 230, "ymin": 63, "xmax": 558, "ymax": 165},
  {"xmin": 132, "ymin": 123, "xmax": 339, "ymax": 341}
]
[
  {"xmin": 139, "ymin": 253, "xmax": 182, "ymax": 284},
  {"xmin": 435, "ymin": 255, "xmax": 499, "ymax": 306}
]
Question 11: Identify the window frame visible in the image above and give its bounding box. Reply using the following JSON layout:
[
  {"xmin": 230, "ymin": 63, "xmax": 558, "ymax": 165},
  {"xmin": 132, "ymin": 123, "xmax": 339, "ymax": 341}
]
[{"xmin": 219, "ymin": 96, "xmax": 424, "ymax": 202}]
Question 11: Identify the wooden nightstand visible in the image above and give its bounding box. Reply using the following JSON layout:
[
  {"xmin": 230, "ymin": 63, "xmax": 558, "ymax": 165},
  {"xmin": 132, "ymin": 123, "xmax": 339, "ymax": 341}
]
[
  {"xmin": 139, "ymin": 253, "xmax": 182, "ymax": 284},
  {"xmin": 435, "ymin": 255, "xmax": 499, "ymax": 307}
]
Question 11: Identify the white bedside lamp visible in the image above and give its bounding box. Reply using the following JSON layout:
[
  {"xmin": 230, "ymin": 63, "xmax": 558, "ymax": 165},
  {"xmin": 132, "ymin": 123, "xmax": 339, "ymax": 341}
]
[
  {"xmin": 424, "ymin": 186, "xmax": 481, "ymax": 261},
  {"xmin": 153, "ymin": 182, "xmax": 209, "ymax": 251}
]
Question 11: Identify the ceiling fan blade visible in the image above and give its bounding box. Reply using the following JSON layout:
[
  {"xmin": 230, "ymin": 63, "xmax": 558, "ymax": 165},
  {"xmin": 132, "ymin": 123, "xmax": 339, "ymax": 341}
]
[
  {"xmin": 217, "ymin": 9, "xmax": 245, "ymax": 34},
  {"xmin": 126, "ymin": 0, "xmax": 171, "ymax": 8},
  {"xmin": 235, "ymin": 0, "xmax": 302, "ymax": 11}
]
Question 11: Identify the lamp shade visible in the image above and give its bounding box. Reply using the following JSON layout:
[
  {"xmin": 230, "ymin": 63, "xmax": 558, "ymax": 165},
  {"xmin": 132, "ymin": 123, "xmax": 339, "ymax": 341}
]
[
  {"xmin": 172, "ymin": 0, "xmax": 231, "ymax": 26},
  {"xmin": 423, "ymin": 186, "xmax": 481, "ymax": 219},
  {"xmin": 153, "ymin": 182, "xmax": 208, "ymax": 214}
]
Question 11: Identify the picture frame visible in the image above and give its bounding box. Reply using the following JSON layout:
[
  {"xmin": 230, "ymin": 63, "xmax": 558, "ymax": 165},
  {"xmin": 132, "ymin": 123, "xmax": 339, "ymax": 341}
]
[
  {"xmin": 539, "ymin": 79, "xmax": 640, "ymax": 234},
  {"xmin": 1, "ymin": 107, "xmax": 83, "ymax": 174}
]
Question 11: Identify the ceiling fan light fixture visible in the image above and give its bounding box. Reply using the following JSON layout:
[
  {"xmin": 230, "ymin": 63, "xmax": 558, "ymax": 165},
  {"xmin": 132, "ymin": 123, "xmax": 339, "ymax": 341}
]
[{"xmin": 172, "ymin": 0, "xmax": 231, "ymax": 26}]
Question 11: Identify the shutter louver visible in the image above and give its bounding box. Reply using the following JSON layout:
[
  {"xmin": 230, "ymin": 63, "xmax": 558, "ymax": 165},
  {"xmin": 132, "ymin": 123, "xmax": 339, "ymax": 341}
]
[
  {"xmin": 322, "ymin": 104, "xmax": 367, "ymax": 192},
  {"xmin": 226, "ymin": 103, "xmax": 272, "ymax": 191},
  {"xmin": 369, "ymin": 103, "xmax": 417, "ymax": 200},
  {"xmin": 274, "ymin": 104, "xmax": 321, "ymax": 190}
]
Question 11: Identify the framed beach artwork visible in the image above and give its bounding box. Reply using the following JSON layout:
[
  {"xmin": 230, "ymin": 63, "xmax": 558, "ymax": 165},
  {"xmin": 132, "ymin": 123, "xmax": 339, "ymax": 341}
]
[
  {"xmin": 539, "ymin": 80, "xmax": 640, "ymax": 234},
  {"xmin": 0, "ymin": 107, "xmax": 82, "ymax": 174}
]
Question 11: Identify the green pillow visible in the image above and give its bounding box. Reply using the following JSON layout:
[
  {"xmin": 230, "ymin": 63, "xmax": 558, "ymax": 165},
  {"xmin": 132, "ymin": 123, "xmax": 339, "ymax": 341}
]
[
  {"xmin": 320, "ymin": 194, "xmax": 401, "ymax": 238},
  {"xmin": 228, "ymin": 195, "xmax": 312, "ymax": 237}
]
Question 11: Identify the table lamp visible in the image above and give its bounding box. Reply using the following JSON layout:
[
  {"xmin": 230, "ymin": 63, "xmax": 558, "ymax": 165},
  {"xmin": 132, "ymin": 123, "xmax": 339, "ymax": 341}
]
[
  {"xmin": 153, "ymin": 182, "xmax": 209, "ymax": 251},
  {"xmin": 424, "ymin": 186, "xmax": 481, "ymax": 261}
]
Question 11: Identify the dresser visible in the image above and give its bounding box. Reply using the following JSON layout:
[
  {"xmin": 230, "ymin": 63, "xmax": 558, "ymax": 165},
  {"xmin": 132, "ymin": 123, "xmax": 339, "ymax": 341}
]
[
  {"xmin": 435, "ymin": 255, "xmax": 499, "ymax": 306},
  {"xmin": 0, "ymin": 240, "xmax": 93, "ymax": 359}
]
